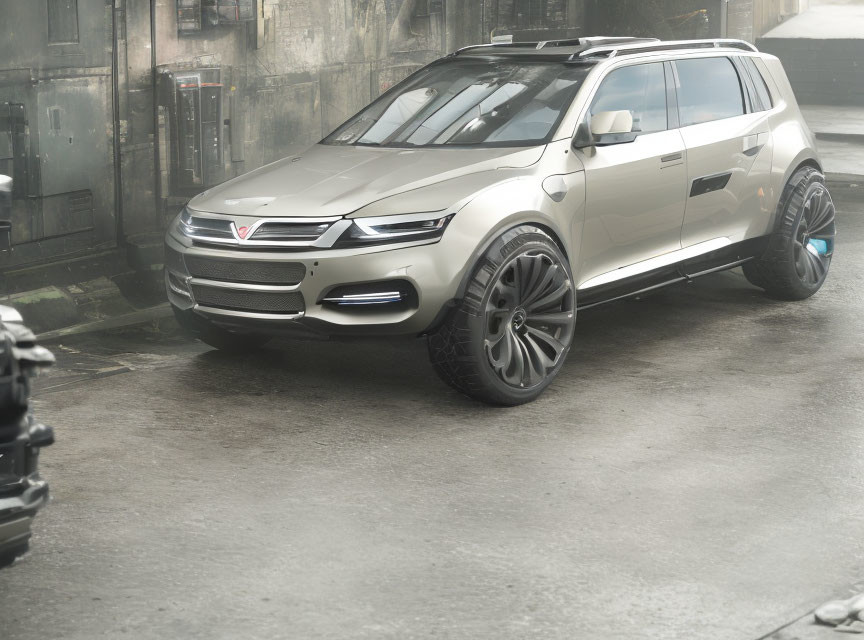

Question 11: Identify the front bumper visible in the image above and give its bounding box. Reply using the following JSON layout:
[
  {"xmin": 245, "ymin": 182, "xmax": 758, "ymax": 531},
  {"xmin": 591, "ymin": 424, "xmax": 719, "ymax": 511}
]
[{"xmin": 164, "ymin": 225, "xmax": 479, "ymax": 337}]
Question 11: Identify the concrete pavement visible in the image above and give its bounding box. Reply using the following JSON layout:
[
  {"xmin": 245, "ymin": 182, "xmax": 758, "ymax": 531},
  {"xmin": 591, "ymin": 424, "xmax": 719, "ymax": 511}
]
[{"xmin": 0, "ymin": 186, "xmax": 862, "ymax": 640}]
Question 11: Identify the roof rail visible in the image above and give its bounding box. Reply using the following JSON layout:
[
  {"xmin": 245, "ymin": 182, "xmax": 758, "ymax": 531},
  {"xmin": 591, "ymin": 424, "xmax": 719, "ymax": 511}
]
[
  {"xmin": 453, "ymin": 36, "xmax": 659, "ymax": 56},
  {"xmin": 577, "ymin": 38, "xmax": 759, "ymax": 59}
]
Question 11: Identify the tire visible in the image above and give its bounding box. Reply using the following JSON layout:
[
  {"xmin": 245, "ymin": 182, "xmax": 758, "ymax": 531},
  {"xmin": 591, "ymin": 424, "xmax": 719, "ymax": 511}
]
[
  {"xmin": 172, "ymin": 307, "xmax": 271, "ymax": 352},
  {"xmin": 0, "ymin": 542, "xmax": 29, "ymax": 569},
  {"xmin": 427, "ymin": 226, "xmax": 576, "ymax": 406},
  {"xmin": 743, "ymin": 166, "xmax": 836, "ymax": 300}
]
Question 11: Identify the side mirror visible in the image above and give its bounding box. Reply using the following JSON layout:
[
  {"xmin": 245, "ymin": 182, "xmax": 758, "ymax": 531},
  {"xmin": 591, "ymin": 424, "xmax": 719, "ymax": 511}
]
[
  {"xmin": 589, "ymin": 110, "xmax": 639, "ymax": 147},
  {"xmin": 572, "ymin": 121, "xmax": 595, "ymax": 150},
  {"xmin": 591, "ymin": 110, "xmax": 633, "ymax": 136}
]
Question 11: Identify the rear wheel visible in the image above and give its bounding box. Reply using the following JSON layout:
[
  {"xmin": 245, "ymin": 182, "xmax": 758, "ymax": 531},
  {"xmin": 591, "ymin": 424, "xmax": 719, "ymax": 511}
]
[
  {"xmin": 172, "ymin": 307, "xmax": 271, "ymax": 352},
  {"xmin": 743, "ymin": 166, "xmax": 836, "ymax": 300},
  {"xmin": 427, "ymin": 226, "xmax": 576, "ymax": 406}
]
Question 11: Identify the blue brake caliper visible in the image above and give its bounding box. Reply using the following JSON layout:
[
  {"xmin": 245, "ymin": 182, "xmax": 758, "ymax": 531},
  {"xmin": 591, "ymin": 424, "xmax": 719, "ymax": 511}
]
[{"xmin": 807, "ymin": 238, "xmax": 829, "ymax": 256}]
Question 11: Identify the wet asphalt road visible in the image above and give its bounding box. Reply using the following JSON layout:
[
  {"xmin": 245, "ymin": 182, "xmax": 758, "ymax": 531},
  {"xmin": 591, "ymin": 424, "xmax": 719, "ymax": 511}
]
[{"xmin": 1, "ymin": 185, "xmax": 863, "ymax": 640}]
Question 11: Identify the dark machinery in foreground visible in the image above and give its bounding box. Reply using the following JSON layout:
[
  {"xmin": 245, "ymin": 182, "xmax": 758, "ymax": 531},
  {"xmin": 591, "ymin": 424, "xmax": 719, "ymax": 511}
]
[{"xmin": 0, "ymin": 305, "xmax": 54, "ymax": 567}]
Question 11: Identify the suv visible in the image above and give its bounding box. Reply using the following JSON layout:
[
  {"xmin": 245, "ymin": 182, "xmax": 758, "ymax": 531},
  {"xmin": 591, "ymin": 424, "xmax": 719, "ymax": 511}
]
[
  {"xmin": 166, "ymin": 37, "xmax": 835, "ymax": 405},
  {"xmin": 0, "ymin": 306, "xmax": 54, "ymax": 566}
]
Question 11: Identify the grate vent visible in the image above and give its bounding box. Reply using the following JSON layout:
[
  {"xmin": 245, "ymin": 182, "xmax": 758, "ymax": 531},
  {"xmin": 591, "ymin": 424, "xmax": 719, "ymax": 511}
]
[
  {"xmin": 185, "ymin": 256, "xmax": 305, "ymax": 285},
  {"xmin": 191, "ymin": 285, "xmax": 305, "ymax": 315}
]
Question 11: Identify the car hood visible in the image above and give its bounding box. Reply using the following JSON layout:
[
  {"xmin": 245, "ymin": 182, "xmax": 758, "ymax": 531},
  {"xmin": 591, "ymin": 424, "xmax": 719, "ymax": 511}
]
[{"xmin": 188, "ymin": 143, "xmax": 546, "ymax": 218}]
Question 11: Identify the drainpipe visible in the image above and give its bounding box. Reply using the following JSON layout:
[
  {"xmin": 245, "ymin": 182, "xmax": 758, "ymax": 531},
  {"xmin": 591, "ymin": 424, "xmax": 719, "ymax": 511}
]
[
  {"xmin": 151, "ymin": 0, "xmax": 162, "ymax": 221},
  {"xmin": 111, "ymin": 0, "xmax": 125, "ymax": 248}
]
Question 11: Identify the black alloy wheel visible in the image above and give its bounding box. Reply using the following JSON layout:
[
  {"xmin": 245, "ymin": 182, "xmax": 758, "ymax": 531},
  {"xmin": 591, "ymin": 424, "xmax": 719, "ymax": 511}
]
[
  {"xmin": 483, "ymin": 250, "xmax": 575, "ymax": 389},
  {"xmin": 743, "ymin": 166, "xmax": 836, "ymax": 300},
  {"xmin": 428, "ymin": 226, "xmax": 576, "ymax": 406},
  {"xmin": 792, "ymin": 184, "xmax": 835, "ymax": 286}
]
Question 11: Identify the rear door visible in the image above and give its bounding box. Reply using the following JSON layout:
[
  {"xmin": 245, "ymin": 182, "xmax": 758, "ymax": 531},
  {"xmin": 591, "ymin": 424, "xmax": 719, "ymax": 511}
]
[
  {"xmin": 576, "ymin": 61, "xmax": 688, "ymax": 289},
  {"xmin": 673, "ymin": 55, "xmax": 775, "ymax": 249}
]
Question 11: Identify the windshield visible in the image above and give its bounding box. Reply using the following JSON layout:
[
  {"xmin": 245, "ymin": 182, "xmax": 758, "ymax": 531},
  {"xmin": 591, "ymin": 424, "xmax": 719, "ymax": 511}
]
[{"xmin": 322, "ymin": 58, "xmax": 591, "ymax": 148}]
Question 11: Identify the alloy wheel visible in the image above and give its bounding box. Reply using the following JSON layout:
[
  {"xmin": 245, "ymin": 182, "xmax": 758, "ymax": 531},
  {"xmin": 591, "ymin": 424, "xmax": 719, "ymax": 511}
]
[
  {"xmin": 794, "ymin": 185, "xmax": 836, "ymax": 286},
  {"xmin": 483, "ymin": 250, "xmax": 575, "ymax": 389}
]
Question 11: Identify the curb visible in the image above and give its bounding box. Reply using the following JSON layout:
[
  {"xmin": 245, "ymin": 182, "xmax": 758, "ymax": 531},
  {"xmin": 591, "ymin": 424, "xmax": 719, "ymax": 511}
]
[
  {"xmin": 814, "ymin": 132, "xmax": 864, "ymax": 145},
  {"xmin": 826, "ymin": 173, "xmax": 864, "ymax": 186},
  {"xmin": 3, "ymin": 287, "xmax": 80, "ymax": 335},
  {"xmin": 37, "ymin": 303, "xmax": 173, "ymax": 342},
  {"xmin": 4, "ymin": 268, "xmax": 168, "ymax": 336}
]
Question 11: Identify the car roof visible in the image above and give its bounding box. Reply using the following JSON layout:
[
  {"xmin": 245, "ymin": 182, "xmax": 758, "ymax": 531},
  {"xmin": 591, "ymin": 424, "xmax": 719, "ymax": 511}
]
[{"xmin": 453, "ymin": 37, "xmax": 759, "ymax": 62}]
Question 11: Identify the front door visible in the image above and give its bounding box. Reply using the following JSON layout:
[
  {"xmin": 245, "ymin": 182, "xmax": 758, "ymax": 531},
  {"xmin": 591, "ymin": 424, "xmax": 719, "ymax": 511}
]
[{"xmin": 575, "ymin": 61, "xmax": 688, "ymax": 290}]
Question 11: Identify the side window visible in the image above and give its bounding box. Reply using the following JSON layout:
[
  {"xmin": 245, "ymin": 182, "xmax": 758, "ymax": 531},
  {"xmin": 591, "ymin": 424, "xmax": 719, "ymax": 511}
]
[
  {"xmin": 742, "ymin": 57, "xmax": 773, "ymax": 111},
  {"xmin": 589, "ymin": 63, "xmax": 667, "ymax": 135},
  {"xmin": 674, "ymin": 57, "xmax": 745, "ymax": 127}
]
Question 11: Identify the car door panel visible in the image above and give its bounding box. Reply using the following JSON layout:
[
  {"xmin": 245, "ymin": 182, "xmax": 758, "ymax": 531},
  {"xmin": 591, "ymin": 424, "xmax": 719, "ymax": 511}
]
[
  {"xmin": 576, "ymin": 61, "xmax": 687, "ymax": 290},
  {"xmin": 673, "ymin": 57, "xmax": 775, "ymax": 248},
  {"xmin": 578, "ymin": 129, "xmax": 687, "ymax": 287}
]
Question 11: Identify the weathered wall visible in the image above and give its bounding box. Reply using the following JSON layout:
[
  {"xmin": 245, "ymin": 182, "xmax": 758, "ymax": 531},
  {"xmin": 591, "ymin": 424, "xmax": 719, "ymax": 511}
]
[
  {"xmin": 0, "ymin": 0, "xmax": 116, "ymax": 270},
  {"xmin": 727, "ymin": 0, "xmax": 803, "ymax": 41},
  {"xmin": 0, "ymin": 0, "xmax": 801, "ymax": 276}
]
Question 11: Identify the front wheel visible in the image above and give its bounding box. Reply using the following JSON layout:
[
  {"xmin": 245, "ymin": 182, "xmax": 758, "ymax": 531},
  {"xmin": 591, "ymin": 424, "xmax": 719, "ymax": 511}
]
[{"xmin": 427, "ymin": 226, "xmax": 576, "ymax": 406}]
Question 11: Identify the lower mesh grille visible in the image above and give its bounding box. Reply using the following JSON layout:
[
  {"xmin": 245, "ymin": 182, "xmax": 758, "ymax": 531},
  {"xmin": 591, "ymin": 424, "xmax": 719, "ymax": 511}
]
[
  {"xmin": 184, "ymin": 256, "xmax": 306, "ymax": 285},
  {"xmin": 191, "ymin": 285, "xmax": 305, "ymax": 315}
]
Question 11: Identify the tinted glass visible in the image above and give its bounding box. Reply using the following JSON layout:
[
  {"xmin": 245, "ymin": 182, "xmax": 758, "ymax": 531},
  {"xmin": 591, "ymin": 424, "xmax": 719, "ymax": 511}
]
[
  {"xmin": 323, "ymin": 59, "xmax": 591, "ymax": 148},
  {"xmin": 742, "ymin": 57, "xmax": 773, "ymax": 111},
  {"xmin": 589, "ymin": 63, "xmax": 667, "ymax": 134},
  {"xmin": 675, "ymin": 57, "xmax": 745, "ymax": 126}
]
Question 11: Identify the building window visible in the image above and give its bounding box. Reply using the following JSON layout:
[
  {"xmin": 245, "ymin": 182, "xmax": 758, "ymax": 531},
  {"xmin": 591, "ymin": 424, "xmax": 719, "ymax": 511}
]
[
  {"xmin": 47, "ymin": 0, "xmax": 79, "ymax": 44},
  {"xmin": 177, "ymin": 0, "xmax": 203, "ymax": 33}
]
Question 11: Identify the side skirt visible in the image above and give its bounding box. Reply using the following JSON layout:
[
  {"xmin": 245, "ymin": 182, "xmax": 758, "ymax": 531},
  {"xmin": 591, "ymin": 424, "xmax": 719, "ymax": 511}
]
[{"xmin": 576, "ymin": 236, "xmax": 769, "ymax": 311}]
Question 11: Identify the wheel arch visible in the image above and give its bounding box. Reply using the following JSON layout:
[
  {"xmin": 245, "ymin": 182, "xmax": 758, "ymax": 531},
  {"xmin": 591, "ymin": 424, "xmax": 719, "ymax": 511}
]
[
  {"xmin": 420, "ymin": 219, "xmax": 570, "ymax": 335},
  {"xmin": 768, "ymin": 152, "xmax": 825, "ymax": 232}
]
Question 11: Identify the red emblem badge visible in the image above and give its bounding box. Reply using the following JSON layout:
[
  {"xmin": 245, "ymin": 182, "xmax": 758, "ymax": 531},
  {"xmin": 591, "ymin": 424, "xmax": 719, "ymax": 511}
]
[{"xmin": 237, "ymin": 226, "xmax": 250, "ymax": 239}]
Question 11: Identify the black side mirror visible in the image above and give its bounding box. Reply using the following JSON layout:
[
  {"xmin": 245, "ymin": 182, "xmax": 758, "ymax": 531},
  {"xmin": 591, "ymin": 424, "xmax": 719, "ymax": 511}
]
[
  {"xmin": 572, "ymin": 121, "xmax": 595, "ymax": 150},
  {"xmin": 594, "ymin": 131, "xmax": 639, "ymax": 146}
]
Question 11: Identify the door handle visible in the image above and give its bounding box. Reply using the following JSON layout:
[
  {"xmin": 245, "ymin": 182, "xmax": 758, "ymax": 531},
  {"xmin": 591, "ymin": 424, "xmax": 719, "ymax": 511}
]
[
  {"xmin": 743, "ymin": 132, "xmax": 770, "ymax": 157},
  {"xmin": 661, "ymin": 152, "xmax": 683, "ymax": 163}
]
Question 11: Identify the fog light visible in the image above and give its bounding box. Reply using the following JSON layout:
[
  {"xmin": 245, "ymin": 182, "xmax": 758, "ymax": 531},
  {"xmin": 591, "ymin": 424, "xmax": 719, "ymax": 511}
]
[
  {"xmin": 321, "ymin": 280, "xmax": 417, "ymax": 308},
  {"xmin": 323, "ymin": 291, "xmax": 405, "ymax": 305}
]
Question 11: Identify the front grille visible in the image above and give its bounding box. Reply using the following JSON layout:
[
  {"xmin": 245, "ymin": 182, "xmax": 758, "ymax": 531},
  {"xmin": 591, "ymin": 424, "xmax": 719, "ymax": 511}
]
[
  {"xmin": 250, "ymin": 221, "xmax": 331, "ymax": 242},
  {"xmin": 184, "ymin": 256, "xmax": 306, "ymax": 285},
  {"xmin": 190, "ymin": 285, "xmax": 305, "ymax": 315}
]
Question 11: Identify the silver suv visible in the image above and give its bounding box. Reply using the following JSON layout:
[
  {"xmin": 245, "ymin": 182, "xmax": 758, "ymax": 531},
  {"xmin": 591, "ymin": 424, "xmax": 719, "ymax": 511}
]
[{"xmin": 166, "ymin": 37, "xmax": 836, "ymax": 405}]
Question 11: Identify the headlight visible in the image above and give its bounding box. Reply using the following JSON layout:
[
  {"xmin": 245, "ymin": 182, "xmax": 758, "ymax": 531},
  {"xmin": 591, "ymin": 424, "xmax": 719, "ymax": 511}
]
[{"xmin": 335, "ymin": 212, "xmax": 454, "ymax": 247}]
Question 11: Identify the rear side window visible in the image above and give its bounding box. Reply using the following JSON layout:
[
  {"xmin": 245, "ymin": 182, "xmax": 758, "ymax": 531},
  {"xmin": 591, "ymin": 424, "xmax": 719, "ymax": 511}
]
[
  {"xmin": 674, "ymin": 57, "xmax": 745, "ymax": 126},
  {"xmin": 741, "ymin": 57, "xmax": 773, "ymax": 111},
  {"xmin": 589, "ymin": 62, "xmax": 668, "ymax": 134}
]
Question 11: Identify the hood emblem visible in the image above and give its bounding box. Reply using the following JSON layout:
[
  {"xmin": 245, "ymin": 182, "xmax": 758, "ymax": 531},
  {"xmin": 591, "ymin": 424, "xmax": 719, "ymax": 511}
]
[{"xmin": 237, "ymin": 226, "xmax": 251, "ymax": 239}]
